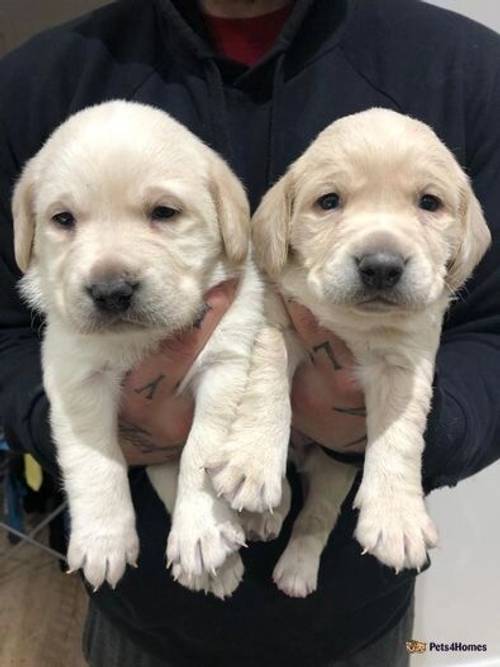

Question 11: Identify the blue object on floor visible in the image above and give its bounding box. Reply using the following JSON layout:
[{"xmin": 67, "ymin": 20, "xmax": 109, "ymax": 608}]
[{"xmin": 1, "ymin": 437, "xmax": 28, "ymax": 543}]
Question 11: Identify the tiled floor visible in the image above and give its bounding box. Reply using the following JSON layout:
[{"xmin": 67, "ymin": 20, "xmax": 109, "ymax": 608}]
[{"xmin": 0, "ymin": 524, "xmax": 88, "ymax": 667}]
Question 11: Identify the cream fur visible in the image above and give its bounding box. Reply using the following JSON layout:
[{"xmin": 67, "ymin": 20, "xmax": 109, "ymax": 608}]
[
  {"xmin": 252, "ymin": 108, "xmax": 491, "ymax": 594},
  {"xmin": 13, "ymin": 101, "xmax": 289, "ymax": 598}
]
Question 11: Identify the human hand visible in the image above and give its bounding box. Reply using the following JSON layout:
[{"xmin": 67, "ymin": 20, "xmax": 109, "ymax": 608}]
[
  {"xmin": 286, "ymin": 300, "xmax": 366, "ymax": 453},
  {"xmin": 119, "ymin": 281, "xmax": 237, "ymax": 465}
]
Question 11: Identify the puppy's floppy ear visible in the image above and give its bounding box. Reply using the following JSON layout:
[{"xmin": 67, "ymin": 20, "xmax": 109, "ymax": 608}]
[
  {"xmin": 210, "ymin": 154, "xmax": 250, "ymax": 264},
  {"xmin": 12, "ymin": 157, "xmax": 38, "ymax": 273},
  {"xmin": 252, "ymin": 173, "xmax": 292, "ymax": 277},
  {"xmin": 447, "ymin": 181, "xmax": 491, "ymax": 292}
]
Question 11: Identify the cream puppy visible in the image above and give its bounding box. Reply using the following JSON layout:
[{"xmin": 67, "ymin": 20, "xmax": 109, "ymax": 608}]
[
  {"xmin": 252, "ymin": 108, "xmax": 491, "ymax": 596},
  {"xmin": 13, "ymin": 100, "xmax": 287, "ymax": 598}
]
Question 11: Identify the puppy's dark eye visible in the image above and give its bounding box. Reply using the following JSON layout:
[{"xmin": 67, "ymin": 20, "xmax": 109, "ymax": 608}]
[
  {"xmin": 52, "ymin": 211, "xmax": 76, "ymax": 228},
  {"xmin": 151, "ymin": 205, "xmax": 178, "ymax": 221},
  {"xmin": 419, "ymin": 194, "xmax": 442, "ymax": 212},
  {"xmin": 317, "ymin": 193, "xmax": 341, "ymax": 211}
]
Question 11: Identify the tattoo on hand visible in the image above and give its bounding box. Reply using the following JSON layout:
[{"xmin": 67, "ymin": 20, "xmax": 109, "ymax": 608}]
[
  {"xmin": 312, "ymin": 341, "xmax": 342, "ymax": 370},
  {"xmin": 119, "ymin": 420, "xmax": 183, "ymax": 456},
  {"xmin": 133, "ymin": 374, "xmax": 166, "ymax": 400},
  {"xmin": 342, "ymin": 434, "xmax": 367, "ymax": 449},
  {"xmin": 120, "ymin": 370, "xmax": 132, "ymax": 387},
  {"xmin": 332, "ymin": 405, "xmax": 367, "ymax": 417},
  {"xmin": 193, "ymin": 302, "xmax": 212, "ymax": 329}
]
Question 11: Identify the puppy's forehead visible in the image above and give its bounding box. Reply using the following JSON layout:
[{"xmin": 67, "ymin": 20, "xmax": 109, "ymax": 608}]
[
  {"xmin": 319, "ymin": 109, "xmax": 438, "ymax": 150},
  {"xmin": 296, "ymin": 109, "xmax": 456, "ymax": 183},
  {"xmin": 37, "ymin": 103, "xmax": 210, "ymax": 190}
]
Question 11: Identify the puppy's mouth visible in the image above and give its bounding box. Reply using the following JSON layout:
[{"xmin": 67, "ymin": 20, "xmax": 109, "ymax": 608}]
[
  {"xmin": 74, "ymin": 301, "xmax": 207, "ymax": 336},
  {"xmin": 79, "ymin": 313, "xmax": 153, "ymax": 335},
  {"xmin": 354, "ymin": 295, "xmax": 403, "ymax": 312},
  {"xmin": 100, "ymin": 317, "xmax": 150, "ymax": 331}
]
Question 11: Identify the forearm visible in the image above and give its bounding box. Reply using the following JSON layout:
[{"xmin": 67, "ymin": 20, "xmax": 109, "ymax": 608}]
[
  {"xmin": 118, "ymin": 419, "xmax": 185, "ymax": 465},
  {"xmin": 0, "ymin": 330, "xmax": 59, "ymax": 476},
  {"xmin": 422, "ymin": 333, "xmax": 500, "ymax": 492}
]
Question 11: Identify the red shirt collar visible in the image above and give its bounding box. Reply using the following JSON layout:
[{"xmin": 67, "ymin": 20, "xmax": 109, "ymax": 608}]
[{"xmin": 203, "ymin": 4, "xmax": 293, "ymax": 67}]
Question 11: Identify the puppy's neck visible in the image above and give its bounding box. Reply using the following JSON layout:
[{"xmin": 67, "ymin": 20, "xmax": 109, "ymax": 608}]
[{"xmin": 278, "ymin": 265, "xmax": 448, "ymax": 358}]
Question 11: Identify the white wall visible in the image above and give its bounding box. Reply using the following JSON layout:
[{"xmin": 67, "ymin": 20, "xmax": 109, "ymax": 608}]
[
  {"xmin": 427, "ymin": 0, "xmax": 500, "ymax": 34},
  {"xmin": 413, "ymin": 463, "xmax": 500, "ymax": 667}
]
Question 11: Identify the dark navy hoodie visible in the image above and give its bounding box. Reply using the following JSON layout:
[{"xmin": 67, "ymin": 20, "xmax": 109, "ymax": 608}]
[{"xmin": 0, "ymin": 1, "xmax": 499, "ymax": 664}]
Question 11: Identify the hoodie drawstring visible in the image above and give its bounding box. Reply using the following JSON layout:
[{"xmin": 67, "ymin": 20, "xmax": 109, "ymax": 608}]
[
  {"xmin": 203, "ymin": 50, "xmax": 286, "ymax": 189},
  {"xmin": 266, "ymin": 51, "xmax": 286, "ymax": 187},
  {"xmin": 203, "ymin": 59, "xmax": 234, "ymax": 165}
]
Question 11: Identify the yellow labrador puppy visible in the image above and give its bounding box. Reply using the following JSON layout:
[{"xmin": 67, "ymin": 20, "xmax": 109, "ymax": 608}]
[
  {"xmin": 252, "ymin": 108, "xmax": 491, "ymax": 596},
  {"xmin": 13, "ymin": 101, "xmax": 288, "ymax": 598}
]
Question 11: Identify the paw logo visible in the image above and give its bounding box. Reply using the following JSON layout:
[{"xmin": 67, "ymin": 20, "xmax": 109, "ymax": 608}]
[{"xmin": 406, "ymin": 640, "xmax": 427, "ymax": 654}]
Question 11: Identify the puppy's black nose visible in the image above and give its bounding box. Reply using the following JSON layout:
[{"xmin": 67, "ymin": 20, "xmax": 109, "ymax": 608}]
[
  {"xmin": 358, "ymin": 253, "xmax": 404, "ymax": 290},
  {"xmin": 88, "ymin": 278, "xmax": 138, "ymax": 313}
]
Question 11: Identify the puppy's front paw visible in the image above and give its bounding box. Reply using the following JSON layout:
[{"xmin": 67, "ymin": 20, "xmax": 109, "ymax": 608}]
[
  {"xmin": 240, "ymin": 477, "xmax": 291, "ymax": 542},
  {"xmin": 67, "ymin": 519, "xmax": 139, "ymax": 590},
  {"xmin": 167, "ymin": 493, "xmax": 246, "ymax": 578},
  {"xmin": 171, "ymin": 552, "xmax": 244, "ymax": 599},
  {"xmin": 240, "ymin": 507, "xmax": 287, "ymax": 543},
  {"xmin": 354, "ymin": 487, "xmax": 438, "ymax": 572},
  {"xmin": 206, "ymin": 440, "xmax": 285, "ymax": 513},
  {"xmin": 273, "ymin": 539, "xmax": 320, "ymax": 598}
]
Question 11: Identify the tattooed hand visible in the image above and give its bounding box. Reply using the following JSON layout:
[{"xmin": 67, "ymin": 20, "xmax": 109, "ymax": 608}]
[
  {"xmin": 285, "ymin": 300, "xmax": 367, "ymax": 454},
  {"xmin": 119, "ymin": 280, "xmax": 237, "ymax": 466}
]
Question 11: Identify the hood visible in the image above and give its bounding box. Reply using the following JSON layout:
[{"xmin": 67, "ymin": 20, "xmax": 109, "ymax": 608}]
[
  {"xmin": 152, "ymin": 0, "xmax": 353, "ymax": 184},
  {"xmin": 154, "ymin": 0, "xmax": 352, "ymax": 78}
]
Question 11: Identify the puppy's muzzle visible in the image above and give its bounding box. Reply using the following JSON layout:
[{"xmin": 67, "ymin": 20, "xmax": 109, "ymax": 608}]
[
  {"xmin": 357, "ymin": 252, "xmax": 405, "ymax": 291},
  {"xmin": 87, "ymin": 277, "xmax": 139, "ymax": 314}
]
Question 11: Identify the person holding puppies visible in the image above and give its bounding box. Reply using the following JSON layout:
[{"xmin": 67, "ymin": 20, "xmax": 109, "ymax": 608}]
[{"xmin": 1, "ymin": 1, "xmax": 499, "ymax": 666}]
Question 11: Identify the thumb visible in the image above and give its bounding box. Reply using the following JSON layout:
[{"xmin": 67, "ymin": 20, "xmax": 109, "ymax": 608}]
[
  {"xmin": 284, "ymin": 298, "xmax": 325, "ymax": 344},
  {"xmin": 160, "ymin": 279, "xmax": 238, "ymax": 382},
  {"xmin": 283, "ymin": 297, "xmax": 356, "ymax": 368}
]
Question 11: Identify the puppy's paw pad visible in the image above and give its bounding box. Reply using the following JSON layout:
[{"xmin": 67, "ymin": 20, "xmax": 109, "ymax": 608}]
[
  {"xmin": 272, "ymin": 542, "xmax": 319, "ymax": 598},
  {"xmin": 167, "ymin": 497, "xmax": 245, "ymax": 577},
  {"xmin": 240, "ymin": 509, "xmax": 285, "ymax": 542},
  {"xmin": 206, "ymin": 553, "xmax": 244, "ymax": 599},
  {"xmin": 171, "ymin": 552, "xmax": 244, "ymax": 599},
  {"xmin": 171, "ymin": 565, "xmax": 209, "ymax": 593},
  {"xmin": 354, "ymin": 492, "xmax": 438, "ymax": 572},
  {"xmin": 208, "ymin": 452, "xmax": 283, "ymax": 513},
  {"xmin": 68, "ymin": 523, "xmax": 139, "ymax": 590}
]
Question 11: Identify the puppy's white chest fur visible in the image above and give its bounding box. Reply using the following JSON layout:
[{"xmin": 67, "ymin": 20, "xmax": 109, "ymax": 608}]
[
  {"xmin": 251, "ymin": 108, "xmax": 490, "ymax": 581},
  {"xmin": 13, "ymin": 101, "xmax": 279, "ymax": 597}
]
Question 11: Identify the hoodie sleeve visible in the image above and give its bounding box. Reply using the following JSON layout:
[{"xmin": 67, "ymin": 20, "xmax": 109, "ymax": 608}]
[
  {"xmin": 0, "ymin": 117, "xmax": 58, "ymax": 476},
  {"xmin": 0, "ymin": 0, "xmax": 157, "ymax": 478},
  {"xmin": 421, "ymin": 24, "xmax": 500, "ymax": 492},
  {"xmin": 0, "ymin": 29, "xmax": 77, "ymax": 478}
]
